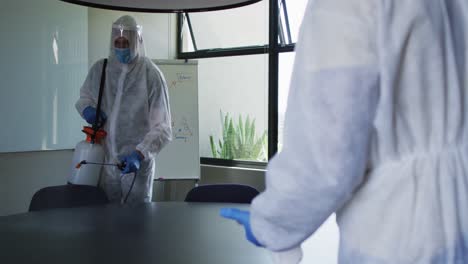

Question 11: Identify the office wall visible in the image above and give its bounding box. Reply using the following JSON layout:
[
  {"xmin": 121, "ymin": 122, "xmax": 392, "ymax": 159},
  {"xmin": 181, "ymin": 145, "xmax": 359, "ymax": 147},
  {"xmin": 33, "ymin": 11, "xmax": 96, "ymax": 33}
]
[
  {"xmin": 0, "ymin": 0, "xmax": 86, "ymax": 215},
  {"xmin": 0, "ymin": 150, "xmax": 72, "ymax": 216}
]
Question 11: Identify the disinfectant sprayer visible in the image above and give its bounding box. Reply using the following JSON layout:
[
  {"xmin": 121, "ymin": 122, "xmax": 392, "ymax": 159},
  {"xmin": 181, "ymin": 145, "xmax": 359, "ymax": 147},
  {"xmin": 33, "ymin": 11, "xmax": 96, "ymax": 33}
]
[
  {"xmin": 68, "ymin": 59, "xmax": 111, "ymax": 186},
  {"xmin": 69, "ymin": 127, "xmax": 107, "ymax": 186}
]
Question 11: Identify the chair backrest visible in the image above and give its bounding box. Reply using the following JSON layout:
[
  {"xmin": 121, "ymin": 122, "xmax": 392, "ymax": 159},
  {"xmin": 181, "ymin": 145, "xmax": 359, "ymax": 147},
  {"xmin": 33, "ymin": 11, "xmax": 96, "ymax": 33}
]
[
  {"xmin": 29, "ymin": 184, "xmax": 109, "ymax": 212},
  {"xmin": 185, "ymin": 184, "xmax": 259, "ymax": 204}
]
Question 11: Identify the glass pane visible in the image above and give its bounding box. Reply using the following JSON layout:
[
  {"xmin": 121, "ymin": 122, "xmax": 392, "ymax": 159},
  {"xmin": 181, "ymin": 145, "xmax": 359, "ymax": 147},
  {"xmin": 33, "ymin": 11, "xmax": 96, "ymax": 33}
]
[
  {"xmin": 199, "ymin": 55, "xmax": 268, "ymax": 161},
  {"xmin": 280, "ymin": 0, "xmax": 308, "ymax": 44},
  {"xmin": 182, "ymin": 1, "xmax": 268, "ymax": 52},
  {"xmin": 278, "ymin": 52, "xmax": 296, "ymax": 151},
  {"xmin": 181, "ymin": 14, "xmax": 196, "ymax": 52}
]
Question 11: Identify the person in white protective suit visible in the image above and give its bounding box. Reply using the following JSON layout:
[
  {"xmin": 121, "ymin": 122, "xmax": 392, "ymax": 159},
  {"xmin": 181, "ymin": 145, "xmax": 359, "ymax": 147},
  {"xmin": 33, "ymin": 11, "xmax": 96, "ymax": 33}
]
[
  {"xmin": 221, "ymin": 0, "xmax": 468, "ymax": 263},
  {"xmin": 76, "ymin": 15, "xmax": 172, "ymax": 204}
]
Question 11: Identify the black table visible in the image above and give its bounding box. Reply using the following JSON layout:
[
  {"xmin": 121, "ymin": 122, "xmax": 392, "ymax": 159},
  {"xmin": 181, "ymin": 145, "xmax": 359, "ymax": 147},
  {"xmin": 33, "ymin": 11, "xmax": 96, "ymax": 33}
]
[{"xmin": 0, "ymin": 202, "xmax": 273, "ymax": 264}]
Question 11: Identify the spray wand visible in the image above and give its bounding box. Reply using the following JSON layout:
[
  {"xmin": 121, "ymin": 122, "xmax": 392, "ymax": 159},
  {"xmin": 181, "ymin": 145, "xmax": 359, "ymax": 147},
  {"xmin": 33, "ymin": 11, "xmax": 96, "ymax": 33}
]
[
  {"xmin": 76, "ymin": 160, "xmax": 125, "ymax": 170},
  {"xmin": 76, "ymin": 159, "xmax": 135, "ymax": 204},
  {"xmin": 75, "ymin": 159, "xmax": 136, "ymax": 204}
]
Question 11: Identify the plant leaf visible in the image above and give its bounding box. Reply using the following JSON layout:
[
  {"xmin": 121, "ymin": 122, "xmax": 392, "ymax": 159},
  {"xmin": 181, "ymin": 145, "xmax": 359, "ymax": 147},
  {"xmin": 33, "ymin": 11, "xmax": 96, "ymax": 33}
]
[
  {"xmin": 227, "ymin": 118, "xmax": 236, "ymax": 159},
  {"xmin": 249, "ymin": 118, "xmax": 256, "ymax": 147},
  {"xmin": 209, "ymin": 135, "xmax": 217, "ymax": 158},
  {"xmin": 209, "ymin": 111, "xmax": 268, "ymax": 161}
]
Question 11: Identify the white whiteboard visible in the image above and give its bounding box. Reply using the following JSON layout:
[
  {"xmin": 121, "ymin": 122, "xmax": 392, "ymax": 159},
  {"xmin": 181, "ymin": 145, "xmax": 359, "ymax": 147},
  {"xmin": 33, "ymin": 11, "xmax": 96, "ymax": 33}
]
[
  {"xmin": 154, "ymin": 60, "xmax": 200, "ymax": 180},
  {"xmin": 0, "ymin": 0, "xmax": 88, "ymax": 153}
]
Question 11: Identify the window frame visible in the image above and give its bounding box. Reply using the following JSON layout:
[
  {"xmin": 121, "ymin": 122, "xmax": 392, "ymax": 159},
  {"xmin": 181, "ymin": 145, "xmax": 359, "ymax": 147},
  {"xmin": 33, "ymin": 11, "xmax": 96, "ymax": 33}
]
[{"xmin": 177, "ymin": 0, "xmax": 296, "ymax": 168}]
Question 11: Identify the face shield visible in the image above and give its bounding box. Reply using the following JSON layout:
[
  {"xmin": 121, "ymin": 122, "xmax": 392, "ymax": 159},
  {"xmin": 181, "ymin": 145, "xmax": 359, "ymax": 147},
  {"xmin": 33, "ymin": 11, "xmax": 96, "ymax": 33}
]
[{"xmin": 109, "ymin": 16, "xmax": 145, "ymax": 64}]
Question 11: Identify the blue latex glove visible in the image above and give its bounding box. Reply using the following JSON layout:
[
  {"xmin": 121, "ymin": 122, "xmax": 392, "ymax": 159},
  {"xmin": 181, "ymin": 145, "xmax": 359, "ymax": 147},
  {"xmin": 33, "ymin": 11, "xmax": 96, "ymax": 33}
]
[
  {"xmin": 220, "ymin": 208, "xmax": 263, "ymax": 247},
  {"xmin": 120, "ymin": 151, "xmax": 144, "ymax": 174},
  {"xmin": 82, "ymin": 106, "xmax": 107, "ymax": 127}
]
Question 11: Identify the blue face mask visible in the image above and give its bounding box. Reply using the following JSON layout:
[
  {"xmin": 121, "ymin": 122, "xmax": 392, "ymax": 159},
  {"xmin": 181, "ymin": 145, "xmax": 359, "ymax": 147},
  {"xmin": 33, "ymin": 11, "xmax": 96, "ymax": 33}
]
[{"xmin": 115, "ymin": 48, "xmax": 131, "ymax": 64}]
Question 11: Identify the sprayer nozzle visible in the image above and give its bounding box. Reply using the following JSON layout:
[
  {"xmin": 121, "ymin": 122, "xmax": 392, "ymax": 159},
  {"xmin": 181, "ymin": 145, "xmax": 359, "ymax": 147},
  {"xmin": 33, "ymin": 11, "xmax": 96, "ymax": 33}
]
[
  {"xmin": 118, "ymin": 162, "xmax": 126, "ymax": 171},
  {"xmin": 75, "ymin": 160, "xmax": 86, "ymax": 169}
]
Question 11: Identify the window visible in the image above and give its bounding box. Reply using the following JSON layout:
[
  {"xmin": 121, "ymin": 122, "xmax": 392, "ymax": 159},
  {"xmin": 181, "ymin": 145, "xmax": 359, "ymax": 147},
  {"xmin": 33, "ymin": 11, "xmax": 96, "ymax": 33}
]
[
  {"xmin": 178, "ymin": 0, "xmax": 307, "ymax": 166},
  {"xmin": 198, "ymin": 55, "xmax": 268, "ymax": 162},
  {"xmin": 278, "ymin": 52, "xmax": 295, "ymax": 151},
  {"xmin": 180, "ymin": 1, "xmax": 268, "ymax": 53},
  {"xmin": 278, "ymin": 0, "xmax": 308, "ymax": 46}
]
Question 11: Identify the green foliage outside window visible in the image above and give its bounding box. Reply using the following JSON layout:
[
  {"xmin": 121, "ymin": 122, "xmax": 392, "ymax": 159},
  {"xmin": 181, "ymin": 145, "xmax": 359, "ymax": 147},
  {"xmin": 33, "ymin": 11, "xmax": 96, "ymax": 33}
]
[{"xmin": 209, "ymin": 111, "xmax": 267, "ymax": 161}]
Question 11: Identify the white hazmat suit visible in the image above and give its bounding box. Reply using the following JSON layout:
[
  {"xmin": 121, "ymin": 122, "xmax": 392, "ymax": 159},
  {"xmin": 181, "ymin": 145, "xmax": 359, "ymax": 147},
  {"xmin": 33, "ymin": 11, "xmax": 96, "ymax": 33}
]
[
  {"xmin": 76, "ymin": 16, "xmax": 172, "ymax": 203},
  {"xmin": 251, "ymin": 0, "xmax": 468, "ymax": 263}
]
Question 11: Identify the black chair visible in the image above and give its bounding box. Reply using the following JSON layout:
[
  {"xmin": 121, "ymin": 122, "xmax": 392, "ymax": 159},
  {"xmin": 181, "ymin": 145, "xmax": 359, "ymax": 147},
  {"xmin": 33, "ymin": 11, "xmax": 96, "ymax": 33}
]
[
  {"xmin": 185, "ymin": 184, "xmax": 259, "ymax": 204},
  {"xmin": 29, "ymin": 184, "xmax": 109, "ymax": 212}
]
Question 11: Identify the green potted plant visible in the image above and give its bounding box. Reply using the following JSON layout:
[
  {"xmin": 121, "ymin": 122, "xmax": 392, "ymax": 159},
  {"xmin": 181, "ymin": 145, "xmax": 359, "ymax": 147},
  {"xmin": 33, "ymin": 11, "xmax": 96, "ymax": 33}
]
[{"xmin": 209, "ymin": 111, "xmax": 267, "ymax": 161}]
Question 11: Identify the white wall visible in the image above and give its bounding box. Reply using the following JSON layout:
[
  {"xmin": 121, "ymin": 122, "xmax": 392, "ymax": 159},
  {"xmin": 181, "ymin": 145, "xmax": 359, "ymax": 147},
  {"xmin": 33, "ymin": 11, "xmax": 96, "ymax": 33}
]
[
  {"xmin": 0, "ymin": 0, "xmax": 88, "ymax": 215},
  {"xmin": 0, "ymin": 151, "xmax": 72, "ymax": 216}
]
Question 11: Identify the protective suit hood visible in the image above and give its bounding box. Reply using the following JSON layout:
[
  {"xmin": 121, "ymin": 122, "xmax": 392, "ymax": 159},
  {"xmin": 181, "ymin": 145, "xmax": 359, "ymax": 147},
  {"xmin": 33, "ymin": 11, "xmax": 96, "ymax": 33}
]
[{"xmin": 109, "ymin": 15, "xmax": 146, "ymax": 65}]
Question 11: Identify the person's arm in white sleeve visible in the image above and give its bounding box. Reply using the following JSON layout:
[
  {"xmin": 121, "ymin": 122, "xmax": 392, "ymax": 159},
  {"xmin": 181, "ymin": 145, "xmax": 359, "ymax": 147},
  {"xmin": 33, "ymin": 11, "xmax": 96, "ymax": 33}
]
[
  {"xmin": 75, "ymin": 60, "xmax": 105, "ymax": 117},
  {"xmin": 136, "ymin": 65, "xmax": 173, "ymax": 160},
  {"xmin": 250, "ymin": 0, "xmax": 380, "ymax": 251}
]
